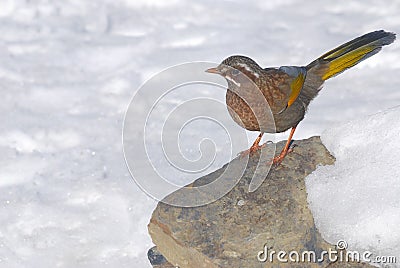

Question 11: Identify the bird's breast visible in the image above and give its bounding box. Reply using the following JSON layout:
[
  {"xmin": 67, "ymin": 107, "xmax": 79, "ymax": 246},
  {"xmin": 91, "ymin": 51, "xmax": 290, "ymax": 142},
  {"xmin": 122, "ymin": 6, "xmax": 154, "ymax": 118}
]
[
  {"xmin": 225, "ymin": 89, "xmax": 306, "ymax": 133},
  {"xmin": 226, "ymin": 89, "xmax": 276, "ymax": 133}
]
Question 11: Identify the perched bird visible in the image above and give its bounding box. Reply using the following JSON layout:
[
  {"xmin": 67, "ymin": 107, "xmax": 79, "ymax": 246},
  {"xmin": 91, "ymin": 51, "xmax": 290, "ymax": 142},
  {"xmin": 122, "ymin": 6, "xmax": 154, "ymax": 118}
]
[{"xmin": 206, "ymin": 30, "xmax": 396, "ymax": 165}]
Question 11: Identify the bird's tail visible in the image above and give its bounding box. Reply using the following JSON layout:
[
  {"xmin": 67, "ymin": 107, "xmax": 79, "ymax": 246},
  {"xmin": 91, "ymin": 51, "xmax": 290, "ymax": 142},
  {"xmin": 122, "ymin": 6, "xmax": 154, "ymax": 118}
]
[
  {"xmin": 299, "ymin": 30, "xmax": 395, "ymax": 106},
  {"xmin": 307, "ymin": 30, "xmax": 396, "ymax": 81}
]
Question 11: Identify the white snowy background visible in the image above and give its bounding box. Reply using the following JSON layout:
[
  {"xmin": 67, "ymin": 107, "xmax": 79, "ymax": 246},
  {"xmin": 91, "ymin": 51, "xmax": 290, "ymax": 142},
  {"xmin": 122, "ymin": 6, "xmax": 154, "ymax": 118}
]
[{"xmin": 0, "ymin": 0, "xmax": 399, "ymax": 267}]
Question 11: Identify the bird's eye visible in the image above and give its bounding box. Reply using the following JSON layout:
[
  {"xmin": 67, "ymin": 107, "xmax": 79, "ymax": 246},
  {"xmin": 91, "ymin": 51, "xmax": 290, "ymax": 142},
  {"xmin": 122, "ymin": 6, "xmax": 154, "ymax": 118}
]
[{"xmin": 231, "ymin": 69, "xmax": 240, "ymax": 76}]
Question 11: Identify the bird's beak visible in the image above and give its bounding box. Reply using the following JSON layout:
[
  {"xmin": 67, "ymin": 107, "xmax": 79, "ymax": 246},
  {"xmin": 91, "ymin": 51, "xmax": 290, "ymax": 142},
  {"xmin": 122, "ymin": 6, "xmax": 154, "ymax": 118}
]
[{"xmin": 205, "ymin": 67, "xmax": 220, "ymax": 74}]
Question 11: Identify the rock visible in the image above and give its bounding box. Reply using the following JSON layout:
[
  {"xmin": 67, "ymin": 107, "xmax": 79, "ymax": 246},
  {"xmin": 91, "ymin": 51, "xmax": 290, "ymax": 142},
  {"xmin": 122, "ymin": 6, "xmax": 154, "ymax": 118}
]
[
  {"xmin": 148, "ymin": 246, "xmax": 176, "ymax": 268},
  {"xmin": 147, "ymin": 136, "xmax": 375, "ymax": 268},
  {"xmin": 147, "ymin": 246, "xmax": 375, "ymax": 268},
  {"xmin": 326, "ymin": 261, "xmax": 376, "ymax": 267}
]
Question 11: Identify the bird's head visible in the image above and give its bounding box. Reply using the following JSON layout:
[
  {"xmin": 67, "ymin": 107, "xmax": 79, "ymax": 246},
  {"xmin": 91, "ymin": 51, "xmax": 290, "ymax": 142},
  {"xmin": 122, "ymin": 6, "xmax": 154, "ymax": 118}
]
[{"xmin": 206, "ymin": 55, "xmax": 263, "ymax": 89}]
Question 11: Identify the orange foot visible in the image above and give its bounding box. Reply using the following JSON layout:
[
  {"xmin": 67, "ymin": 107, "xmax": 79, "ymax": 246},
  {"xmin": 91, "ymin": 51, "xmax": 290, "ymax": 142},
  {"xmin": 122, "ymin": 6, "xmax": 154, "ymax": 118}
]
[
  {"xmin": 271, "ymin": 146, "xmax": 294, "ymax": 166},
  {"xmin": 270, "ymin": 125, "xmax": 298, "ymax": 166},
  {"xmin": 238, "ymin": 133, "xmax": 265, "ymax": 158},
  {"xmin": 239, "ymin": 143, "xmax": 266, "ymax": 158}
]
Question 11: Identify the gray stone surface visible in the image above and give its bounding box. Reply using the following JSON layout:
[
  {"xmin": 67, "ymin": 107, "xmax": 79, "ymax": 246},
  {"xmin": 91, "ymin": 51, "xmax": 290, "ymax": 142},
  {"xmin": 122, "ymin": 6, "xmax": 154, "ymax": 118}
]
[
  {"xmin": 148, "ymin": 246, "xmax": 176, "ymax": 268},
  {"xmin": 148, "ymin": 136, "xmax": 375, "ymax": 268}
]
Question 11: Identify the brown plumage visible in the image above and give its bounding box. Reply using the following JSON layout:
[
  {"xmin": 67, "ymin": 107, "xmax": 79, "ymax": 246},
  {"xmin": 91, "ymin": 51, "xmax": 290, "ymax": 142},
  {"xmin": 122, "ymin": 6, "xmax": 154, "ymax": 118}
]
[{"xmin": 206, "ymin": 30, "xmax": 396, "ymax": 165}]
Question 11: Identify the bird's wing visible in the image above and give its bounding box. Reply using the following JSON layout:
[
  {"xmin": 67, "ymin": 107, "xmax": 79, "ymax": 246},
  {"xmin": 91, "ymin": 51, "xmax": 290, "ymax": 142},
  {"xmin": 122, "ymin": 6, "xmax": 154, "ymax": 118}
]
[
  {"xmin": 279, "ymin": 66, "xmax": 307, "ymax": 107},
  {"xmin": 266, "ymin": 66, "xmax": 306, "ymax": 114}
]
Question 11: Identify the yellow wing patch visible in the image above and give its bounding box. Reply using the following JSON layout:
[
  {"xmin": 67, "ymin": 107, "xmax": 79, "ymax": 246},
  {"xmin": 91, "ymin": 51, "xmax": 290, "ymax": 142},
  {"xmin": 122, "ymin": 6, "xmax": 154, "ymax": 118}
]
[{"xmin": 288, "ymin": 73, "xmax": 305, "ymax": 107}]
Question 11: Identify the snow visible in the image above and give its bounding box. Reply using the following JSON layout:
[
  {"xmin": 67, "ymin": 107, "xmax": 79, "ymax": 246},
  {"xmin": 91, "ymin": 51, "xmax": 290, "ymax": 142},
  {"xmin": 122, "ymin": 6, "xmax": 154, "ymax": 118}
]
[
  {"xmin": 0, "ymin": 0, "xmax": 399, "ymax": 267},
  {"xmin": 306, "ymin": 106, "xmax": 400, "ymax": 266}
]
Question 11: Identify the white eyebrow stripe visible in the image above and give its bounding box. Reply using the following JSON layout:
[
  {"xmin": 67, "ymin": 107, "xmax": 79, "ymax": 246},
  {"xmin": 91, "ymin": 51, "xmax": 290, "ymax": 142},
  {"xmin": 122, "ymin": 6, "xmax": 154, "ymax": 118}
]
[
  {"xmin": 237, "ymin": 63, "xmax": 259, "ymax": 78},
  {"xmin": 225, "ymin": 75, "xmax": 241, "ymax": 87}
]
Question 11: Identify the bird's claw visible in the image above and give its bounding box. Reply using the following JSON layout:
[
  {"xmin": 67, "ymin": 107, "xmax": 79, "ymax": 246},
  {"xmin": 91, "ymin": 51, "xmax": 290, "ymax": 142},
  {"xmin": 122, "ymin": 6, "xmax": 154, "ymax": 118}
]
[
  {"xmin": 238, "ymin": 143, "xmax": 266, "ymax": 158},
  {"xmin": 270, "ymin": 146, "xmax": 295, "ymax": 166}
]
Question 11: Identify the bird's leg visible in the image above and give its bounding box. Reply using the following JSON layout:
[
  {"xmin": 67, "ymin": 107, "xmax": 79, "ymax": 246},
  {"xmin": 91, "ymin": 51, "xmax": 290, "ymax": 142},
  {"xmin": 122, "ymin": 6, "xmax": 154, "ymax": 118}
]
[
  {"xmin": 239, "ymin": 133, "xmax": 265, "ymax": 158},
  {"xmin": 272, "ymin": 125, "xmax": 297, "ymax": 165}
]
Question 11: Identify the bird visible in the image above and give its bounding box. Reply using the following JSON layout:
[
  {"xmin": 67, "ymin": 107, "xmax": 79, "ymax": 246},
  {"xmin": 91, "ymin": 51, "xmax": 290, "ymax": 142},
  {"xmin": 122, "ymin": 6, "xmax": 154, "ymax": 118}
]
[{"xmin": 206, "ymin": 30, "xmax": 396, "ymax": 165}]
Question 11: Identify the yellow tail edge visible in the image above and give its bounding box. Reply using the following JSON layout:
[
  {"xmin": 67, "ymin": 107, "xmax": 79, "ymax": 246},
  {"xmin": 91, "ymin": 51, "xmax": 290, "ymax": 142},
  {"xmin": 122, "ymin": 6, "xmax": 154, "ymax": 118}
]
[{"xmin": 309, "ymin": 30, "xmax": 396, "ymax": 81}]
